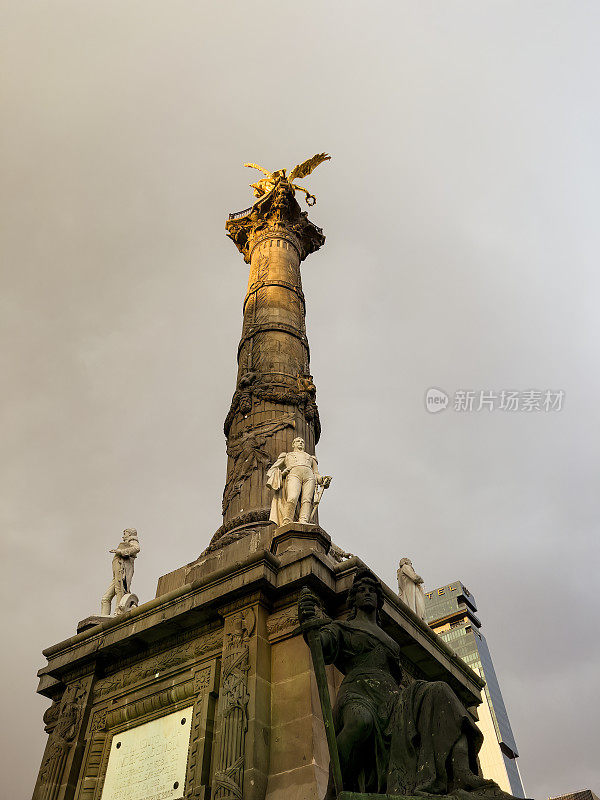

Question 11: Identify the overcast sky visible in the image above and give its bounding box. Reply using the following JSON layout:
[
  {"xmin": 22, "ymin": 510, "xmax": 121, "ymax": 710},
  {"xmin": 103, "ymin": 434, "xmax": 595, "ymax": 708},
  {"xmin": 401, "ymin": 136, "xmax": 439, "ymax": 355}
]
[{"xmin": 2, "ymin": 2, "xmax": 599, "ymax": 797}]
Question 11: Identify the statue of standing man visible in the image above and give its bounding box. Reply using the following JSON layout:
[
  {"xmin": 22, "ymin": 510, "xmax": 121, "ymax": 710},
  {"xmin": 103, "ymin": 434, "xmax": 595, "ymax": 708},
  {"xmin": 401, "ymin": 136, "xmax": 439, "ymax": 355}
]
[
  {"xmin": 101, "ymin": 528, "xmax": 140, "ymax": 616},
  {"xmin": 397, "ymin": 557, "xmax": 426, "ymax": 620},
  {"xmin": 266, "ymin": 437, "xmax": 331, "ymax": 526}
]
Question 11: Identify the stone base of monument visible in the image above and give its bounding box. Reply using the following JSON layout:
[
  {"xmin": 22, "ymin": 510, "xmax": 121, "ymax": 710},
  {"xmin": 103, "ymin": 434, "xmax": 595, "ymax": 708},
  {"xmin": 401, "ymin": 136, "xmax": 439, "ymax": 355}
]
[
  {"xmin": 34, "ymin": 530, "xmax": 488, "ymax": 800},
  {"xmin": 271, "ymin": 522, "xmax": 331, "ymax": 556}
]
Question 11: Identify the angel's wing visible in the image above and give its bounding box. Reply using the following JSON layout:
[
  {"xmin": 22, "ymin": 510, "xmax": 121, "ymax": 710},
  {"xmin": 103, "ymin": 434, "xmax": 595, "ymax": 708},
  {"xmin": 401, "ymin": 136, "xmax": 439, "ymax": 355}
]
[
  {"xmin": 244, "ymin": 162, "xmax": 273, "ymax": 178},
  {"xmin": 288, "ymin": 153, "xmax": 331, "ymax": 183}
]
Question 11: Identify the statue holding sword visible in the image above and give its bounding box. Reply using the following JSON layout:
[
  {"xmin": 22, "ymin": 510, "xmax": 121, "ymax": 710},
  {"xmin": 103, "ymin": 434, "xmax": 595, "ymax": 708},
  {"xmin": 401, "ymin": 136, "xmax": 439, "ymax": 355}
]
[{"xmin": 266, "ymin": 437, "xmax": 332, "ymax": 526}]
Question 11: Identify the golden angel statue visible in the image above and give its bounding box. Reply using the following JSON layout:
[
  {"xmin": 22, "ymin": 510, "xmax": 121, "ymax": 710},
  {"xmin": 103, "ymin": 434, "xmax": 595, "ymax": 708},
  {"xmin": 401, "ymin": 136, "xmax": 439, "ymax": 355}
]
[{"xmin": 244, "ymin": 153, "xmax": 331, "ymax": 206}]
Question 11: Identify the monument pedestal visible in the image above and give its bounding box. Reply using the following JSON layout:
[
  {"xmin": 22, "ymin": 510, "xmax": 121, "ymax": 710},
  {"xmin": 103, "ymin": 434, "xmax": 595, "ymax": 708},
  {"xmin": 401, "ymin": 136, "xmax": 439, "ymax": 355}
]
[
  {"xmin": 33, "ymin": 532, "xmax": 485, "ymax": 800},
  {"xmin": 271, "ymin": 522, "xmax": 331, "ymax": 556}
]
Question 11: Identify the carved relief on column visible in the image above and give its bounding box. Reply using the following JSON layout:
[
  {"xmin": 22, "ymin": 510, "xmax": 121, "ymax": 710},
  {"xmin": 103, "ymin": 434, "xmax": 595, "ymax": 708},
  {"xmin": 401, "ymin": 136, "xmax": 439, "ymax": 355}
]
[
  {"xmin": 34, "ymin": 676, "xmax": 94, "ymax": 800},
  {"xmin": 221, "ymin": 415, "xmax": 297, "ymax": 515},
  {"xmin": 222, "ymin": 184, "xmax": 326, "ymax": 526},
  {"xmin": 224, "ymin": 373, "xmax": 320, "ymax": 442},
  {"xmin": 185, "ymin": 662, "xmax": 220, "ymax": 800},
  {"xmin": 43, "ymin": 700, "xmax": 61, "ymax": 733},
  {"xmin": 213, "ymin": 609, "xmax": 255, "ymax": 800}
]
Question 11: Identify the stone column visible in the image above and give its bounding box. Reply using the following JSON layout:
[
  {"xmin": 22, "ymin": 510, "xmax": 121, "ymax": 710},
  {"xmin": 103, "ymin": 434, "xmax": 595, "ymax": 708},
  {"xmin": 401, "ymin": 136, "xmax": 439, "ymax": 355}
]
[{"xmin": 219, "ymin": 183, "xmax": 325, "ymax": 537}]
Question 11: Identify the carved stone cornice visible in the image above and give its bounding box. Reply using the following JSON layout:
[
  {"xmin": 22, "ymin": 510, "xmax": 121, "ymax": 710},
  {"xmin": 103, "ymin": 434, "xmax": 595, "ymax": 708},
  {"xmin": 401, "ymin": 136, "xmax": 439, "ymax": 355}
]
[
  {"xmin": 226, "ymin": 182, "xmax": 325, "ymax": 264},
  {"xmin": 104, "ymin": 679, "xmax": 196, "ymax": 729}
]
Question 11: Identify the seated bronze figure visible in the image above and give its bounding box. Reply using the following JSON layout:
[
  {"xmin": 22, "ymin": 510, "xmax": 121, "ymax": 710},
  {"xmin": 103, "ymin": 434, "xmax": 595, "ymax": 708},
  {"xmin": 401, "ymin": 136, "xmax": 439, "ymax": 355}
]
[{"xmin": 299, "ymin": 569, "xmax": 517, "ymax": 799}]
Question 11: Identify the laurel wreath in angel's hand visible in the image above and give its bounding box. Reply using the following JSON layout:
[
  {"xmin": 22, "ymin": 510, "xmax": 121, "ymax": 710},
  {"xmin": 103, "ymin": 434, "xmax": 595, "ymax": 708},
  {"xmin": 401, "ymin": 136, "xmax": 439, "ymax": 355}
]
[{"xmin": 244, "ymin": 153, "xmax": 331, "ymax": 206}]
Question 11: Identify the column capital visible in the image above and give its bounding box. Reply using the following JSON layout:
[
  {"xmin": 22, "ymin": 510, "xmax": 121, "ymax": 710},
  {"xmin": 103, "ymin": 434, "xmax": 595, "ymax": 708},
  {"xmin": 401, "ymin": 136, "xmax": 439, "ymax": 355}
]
[{"xmin": 226, "ymin": 181, "xmax": 325, "ymax": 263}]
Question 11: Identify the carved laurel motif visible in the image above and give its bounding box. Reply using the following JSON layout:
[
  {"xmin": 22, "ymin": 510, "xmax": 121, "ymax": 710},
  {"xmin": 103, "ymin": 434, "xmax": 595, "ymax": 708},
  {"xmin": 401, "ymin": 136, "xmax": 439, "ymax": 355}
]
[
  {"xmin": 266, "ymin": 606, "xmax": 299, "ymax": 638},
  {"xmin": 37, "ymin": 680, "xmax": 89, "ymax": 788},
  {"xmin": 89, "ymin": 707, "xmax": 108, "ymax": 733},
  {"xmin": 222, "ymin": 415, "xmax": 296, "ymax": 514},
  {"xmin": 39, "ymin": 738, "xmax": 68, "ymax": 785},
  {"xmin": 224, "ymin": 375, "xmax": 320, "ymax": 442},
  {"xmin": 94, "ymin": 629, "xmax": 223, "ymax": 698}
]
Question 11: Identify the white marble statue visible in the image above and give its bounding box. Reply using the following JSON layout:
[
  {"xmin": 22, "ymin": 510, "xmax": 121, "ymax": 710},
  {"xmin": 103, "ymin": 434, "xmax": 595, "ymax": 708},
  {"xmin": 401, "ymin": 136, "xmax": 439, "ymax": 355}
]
[
  {"xmin": 101, "ymin": 528, "xmax": 141, "ymax": 616},
  {"xmin": 266, "ymin": 437, "xmax": 331, "ymax": 526},
  {"xmin": 397, "ymin": 557, "xmax": 426, "ymax": 620}
]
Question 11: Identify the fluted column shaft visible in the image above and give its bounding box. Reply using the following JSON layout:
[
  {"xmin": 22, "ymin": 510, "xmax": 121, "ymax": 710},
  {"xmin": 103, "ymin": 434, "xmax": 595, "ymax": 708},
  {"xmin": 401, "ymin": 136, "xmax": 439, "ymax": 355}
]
[{"xmin": 220, "ymin": 184, "xmax": 325, "ymax": 534}]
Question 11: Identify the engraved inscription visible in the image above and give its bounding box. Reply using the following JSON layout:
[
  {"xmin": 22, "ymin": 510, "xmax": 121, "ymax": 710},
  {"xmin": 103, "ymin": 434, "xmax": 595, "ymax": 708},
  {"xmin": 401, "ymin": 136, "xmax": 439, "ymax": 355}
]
[{"xmin": 101, "ymin": 708, "xmax": 193, "ymax": 800}]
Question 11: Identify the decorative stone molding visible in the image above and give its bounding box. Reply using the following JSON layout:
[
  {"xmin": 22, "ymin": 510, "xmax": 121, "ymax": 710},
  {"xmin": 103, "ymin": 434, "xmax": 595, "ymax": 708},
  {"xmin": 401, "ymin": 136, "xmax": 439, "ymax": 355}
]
[
  {"xmin": 186, "ymin": 662, "xmax": 220, "ymax": 800},
  {"xmin": 104, "ymin": 680, "xmax": 195, "ymax": 729},
  {"xmin": 243, "ymin": 279, "xmax": 306, "ymax": 314},
  {"xmin": 270, "ymin": 523, "xmax": 331, "ymax": 556},
  {"xmin": 222, "ymin": 415, "xmax": 296, "ymax": 514},
  {"xmin": 38, "ymin": 739, "xmax": 68, "ymax": 791},
  {"xmin": 225, "ymin": 183, "xmax": 325, "ymax": 264},
  {"xmin": 193, "ymin": 666, "xmax": 213, "ymax": 694},
  {"xmin": 34, "ymin": 677, "xmax": 93, "ymax": 799},
  {"xmin": 78, "ymin": 659, "xmax": 220, "ymax": 800},
  {"xmin": 224, "ymin": 372, "xmax": 320, "ymax": 442},
  {"xmin": 208, "ymin": 509, "xmax": 271, "ymax": 551},
  {"xmin": 266, "ymin": 605, "xmax": 299, "ymax": 640},
  {"xmin": 213, "ymin": 609, "xmax": 255, "ymax": 800},
  {"xmin": 236, "ymin": 322, "xmax": 309, "ymax": 359},
  {"xmin": 94, "ymin": 629, "xmax": 223, "ymax": 699},
  {"xmin": 42, "ymin": 700, "xmax": 61, "ymax": 734},
  {"xmin": 89, "ymin": 707, "xmax": 108, "ymax": 734}
]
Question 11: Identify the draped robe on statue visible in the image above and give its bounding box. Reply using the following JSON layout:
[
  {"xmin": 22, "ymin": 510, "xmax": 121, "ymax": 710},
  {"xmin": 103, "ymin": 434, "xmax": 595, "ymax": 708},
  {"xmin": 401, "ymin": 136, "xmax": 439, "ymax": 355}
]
[
  {"xmin": 317, "ymin": 619, "xmax": 486, "ymax": 796},
  {"xmin": 398, "ymin": 562, "xmax": 426, "ymax": 620}
]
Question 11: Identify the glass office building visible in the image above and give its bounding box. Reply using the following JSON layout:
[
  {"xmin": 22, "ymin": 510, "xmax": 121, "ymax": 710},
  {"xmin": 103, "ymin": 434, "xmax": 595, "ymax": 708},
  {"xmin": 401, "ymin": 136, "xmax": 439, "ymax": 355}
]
[
  {"xmin": 425, "ymin": 581, "xmax": 525, "ymax": 797},
  {"xmin": 549, "ymin": 791, "xmax": 599, "ymax": 800}
]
